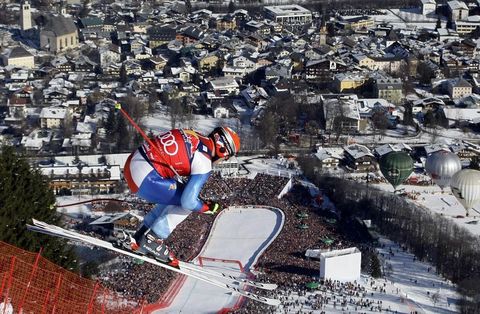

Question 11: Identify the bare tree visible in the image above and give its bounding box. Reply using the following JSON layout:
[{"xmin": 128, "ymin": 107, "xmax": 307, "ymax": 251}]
[{"xmin": 430, "ymin": 291, "xmax": 440, "ymax": 306}]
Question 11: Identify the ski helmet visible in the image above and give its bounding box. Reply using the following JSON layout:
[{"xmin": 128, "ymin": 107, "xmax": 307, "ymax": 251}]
[{"xmin": 209, "ymin": 126, "xmax": 240, "ymax": 160}]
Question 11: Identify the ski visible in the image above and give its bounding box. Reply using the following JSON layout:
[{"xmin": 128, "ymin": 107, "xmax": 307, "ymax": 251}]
[
  {"xmin": 178, "ymin": 262, "xmax": 278, "ymax": 291},
  {"xmin": 27, "ymin": 219, "xmax": 281, "ymax": 306},
  {"xmin": 30, "ymin": 219, "xmax": 277, "ymax": 291}
]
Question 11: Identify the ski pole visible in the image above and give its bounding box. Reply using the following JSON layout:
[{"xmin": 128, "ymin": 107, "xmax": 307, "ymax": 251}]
[
  {"xmin": 114, "ymin": 103, "xmax": 159, "ymax": 154},
  {"xmin": 114, "ymin": 103, "xmax": 184, "ymax": 183}
]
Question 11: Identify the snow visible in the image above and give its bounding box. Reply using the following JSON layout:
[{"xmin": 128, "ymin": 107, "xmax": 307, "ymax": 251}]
[
  {"xmin": 371, "ymin": 181, "xmax": 480, "ymax": 234},
  {"xmin": 52, "ymin": 148, "xmax": 463, "ymax": 313},
  {"xmin": 274, "ymin": 236, "xmax": 458, "ymax": 314},
  {"xmin": 155, "ymin": 207, "xmax": 284, "ymax": 312}
]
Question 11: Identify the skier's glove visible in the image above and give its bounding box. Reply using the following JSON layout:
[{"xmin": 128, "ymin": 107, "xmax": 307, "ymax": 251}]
[{"xmin": 201, "ymin": 201, "xmax": 222, "ymax": 215}]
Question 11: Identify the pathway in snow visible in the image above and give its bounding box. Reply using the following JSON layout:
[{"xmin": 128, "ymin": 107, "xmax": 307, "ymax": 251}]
[{"xmin": 153, "ymin": 206, "xmax": 284, "ymax": 313}]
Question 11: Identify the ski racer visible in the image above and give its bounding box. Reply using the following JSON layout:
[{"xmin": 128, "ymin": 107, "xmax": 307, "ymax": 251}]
[{"xmin": 122, "ymin": 127, "xmax": 240, "ymax": 267}]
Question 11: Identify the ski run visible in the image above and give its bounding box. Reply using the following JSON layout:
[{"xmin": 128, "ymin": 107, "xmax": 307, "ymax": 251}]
[{"xmin": 27, "ymin": 219, "xmax": 281, "ymax": 306}]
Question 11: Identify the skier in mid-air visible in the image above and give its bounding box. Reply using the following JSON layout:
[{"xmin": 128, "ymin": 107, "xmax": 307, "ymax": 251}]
[{"xmin": 121, "ymin": 127, "xmax": 240, "ymax": 267}]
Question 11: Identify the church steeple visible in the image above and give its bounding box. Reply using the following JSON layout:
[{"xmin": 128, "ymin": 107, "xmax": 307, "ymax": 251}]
[
  {"xmin": 319, "ymin": 14, "xmax": 327, "ymax": 45},
  {"xmin": 20, "ymin": 0, "xmax": 32, "ymax": 31}
]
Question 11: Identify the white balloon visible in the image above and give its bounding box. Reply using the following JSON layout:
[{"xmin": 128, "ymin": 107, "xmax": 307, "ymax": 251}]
[
  {"xmin": 425, "ymin": 150, "xmax": 462, "ymax": 189},
  {"xmin": 450, "ymin": 169, "xmax": 480, "ymax": 215}
]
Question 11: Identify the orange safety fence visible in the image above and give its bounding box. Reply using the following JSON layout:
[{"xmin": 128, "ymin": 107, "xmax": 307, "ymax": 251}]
[{"xmin": 0, "ymin": 241, "xmax": 144, "ymax": 314}]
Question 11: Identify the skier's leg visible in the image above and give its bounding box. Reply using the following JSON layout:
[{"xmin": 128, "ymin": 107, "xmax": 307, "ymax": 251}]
[
  {"xmin": 129, "ymin": 205, "xmax": 189, "ymax": 267},
  {"xmin": 149, "ymin": 205, "xmax": 192, "ymax": 239},
  {"xmin": 142, "ymin": 203, "xmax": 168, "ymax": 228}
]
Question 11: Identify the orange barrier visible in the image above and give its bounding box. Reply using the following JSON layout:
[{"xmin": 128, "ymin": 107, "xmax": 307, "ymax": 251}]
[{"xmin": 0, "ymin": 241, "xmax": 142, "ymax": 314}]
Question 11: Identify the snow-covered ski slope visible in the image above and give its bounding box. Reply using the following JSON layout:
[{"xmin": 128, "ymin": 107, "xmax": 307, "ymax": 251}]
[{"xmin": 153, "ymin": 206, "xmax": 284, "ymax": 313}]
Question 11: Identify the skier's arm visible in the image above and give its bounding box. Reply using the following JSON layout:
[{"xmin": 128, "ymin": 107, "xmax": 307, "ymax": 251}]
[{"xmin": 180, "ymin": 173, "xmax": 211, "ymax": 211}]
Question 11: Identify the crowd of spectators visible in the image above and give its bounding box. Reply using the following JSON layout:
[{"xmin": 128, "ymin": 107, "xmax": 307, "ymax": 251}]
[
  {"xmin": 97, "ymin": 211, "xmax": 215, "ymax": 303},
  {"xmin": 238, "ymin": 277, "xmax": 395, "ymax": 313},
  {"xmin": 93, "ymin": 171, "xmax": 362, "ymax": 309}
]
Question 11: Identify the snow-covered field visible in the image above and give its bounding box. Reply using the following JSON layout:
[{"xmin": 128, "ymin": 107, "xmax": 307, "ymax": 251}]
[{"xmin": 371, "ymin": 181, "xmax": 480, "ymax": 235}]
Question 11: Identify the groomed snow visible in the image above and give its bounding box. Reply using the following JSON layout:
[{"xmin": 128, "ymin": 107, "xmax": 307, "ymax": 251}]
[{"xmin": 154, "ymin": 206, "xmax": 284, "ymax": 313}]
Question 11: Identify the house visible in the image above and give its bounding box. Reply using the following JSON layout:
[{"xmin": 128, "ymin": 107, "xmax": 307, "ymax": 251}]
[
  {"xmin": 343, "ymin": 144, "xmax": 377, "ymax": 172},
  {"xmin": 315, "ymin": 147, "xmax": 344, "ymax": 169},
  {"xmin": 241, "ymin": 85, "xmax": 269, "ymax": 108},
  {"xmin": 99, "ymin": 46, "xmax": 121, "ymax": 68},
  {"xmin": 448, "ymin": 78, "xmax": 472, "ymax": 98},
  {"xmin": 223, "ymin": 55, "xmax": 257, "ymax": 77},
  {"xmin": 212, "ymin": 102, "xmax": 231, "ymax": 118},
  {"xmin": 244, "ymin": 20, "xmax": 271, "ymax": 35},
  {"xmin": 198, "ymin": 53, "xmax": 219, "ymax": 73},
  {"xmin": 74, "ymin": 55, "xmax": 97, "ymax": 72},
  {"xmin": 208, "ymin": 77, "xmax": 239, "ymax": 96},
  {"xmin": 338, "ymin": 16, "xmax": 374, "ymax": 30},
  {"xmin": 305, "ymin": 59, "xmax": 347, "ymax": 82},
  {"xmin": 7, "ymin": 86, "xmax": 33, "ymax": 119},
  {"xmin": 447, "ymin": 0, "xmax": 468, "ymax": 21},
  {"xmin": 265, "ymin": 63, "xmax": 292, "ymax": 80},
  {"xmin": 216, "ymin": 14, "xmax": 236, "ymax": 31},
  {"xmin": 357, "ymin": 98, "xmax": 397, "ymax": 118},
  {"xmin": 421, "ymin": 0, "xmax": 437, "ymax": 15},
  {"xmin": 411, "ymin": 97, "xmax": 445, "ymax": 113},
  {"xmin": 449, "ymin": 141, "xmax": 480, "ymax": 163},
  {"xmin": 246, "ymin": 34, "xmax": 268, "ymax": 50},
  {"xmin": 1, "ymin": 46, "xmax": 34, "ymax": 69},
  {"xmin": 334, "ymin": 72, "xmax": 367, "ymax": 92},
  {"xmin": 147, "ymin": 26, "xmax": 176, "ymax": 48},
  {"xmin": 123, "ymin": 59, "xmax": 143, "ymax": 76},
  {"xmin": 21, "ymin": 129, "xmax": 53, "ymax": 152},
  {"xmin": 374, "ymin": 77, "xmax": 404, "ymax": 104},
  {"xmin": 39, "ymin": 107, "xmax": 68, "ymax": 129},
  {"xmin": 353, "ymin": 54, "xmax": 375, "ymax": 69},
  {"xmin": 322, "ymin": 95, "xmax": 363, "ymax": 132},
  {"xmin": 176, "ymin": 26, "xmax": 204, "ymax": 45},
  {"xmin": 374, "ymin": 143, "xmax": 412, "ymax": 158},
  {"xmin": 442, "ymin": 107, "xmax": 480, "ymax": 127}
]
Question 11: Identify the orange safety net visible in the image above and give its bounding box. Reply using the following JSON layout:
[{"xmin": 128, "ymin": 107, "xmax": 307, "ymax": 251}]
[{"xmin": 0, "ymin": 241, "xmax": 143, "ymax": 313}]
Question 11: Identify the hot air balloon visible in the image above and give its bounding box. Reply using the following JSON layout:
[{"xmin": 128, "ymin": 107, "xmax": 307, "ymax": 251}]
[
  {"xmin": 450, "ymin": 169, "xmax": 480, "ymax": 216},
  {"xmin": 379, "ymin": 151, "xmax": 414, "ymax": 191},
  {"xmin": 425, "ymin": 150, "xmax": 462, "ymax": 190}
]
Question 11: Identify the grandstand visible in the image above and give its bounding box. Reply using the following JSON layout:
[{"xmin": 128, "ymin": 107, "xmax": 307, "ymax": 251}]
[{"xmin": 0, "ymin": 241, "xmax": 143, "ymax": 313}]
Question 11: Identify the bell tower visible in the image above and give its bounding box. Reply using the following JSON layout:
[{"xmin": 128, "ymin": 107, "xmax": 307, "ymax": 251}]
[{"xmin": 20, "ymin": 0, "xmax": 32, "ymax": 31}]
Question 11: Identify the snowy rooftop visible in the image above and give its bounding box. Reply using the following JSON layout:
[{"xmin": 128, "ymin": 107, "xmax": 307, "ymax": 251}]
[{"xmin": 39, "ymin": 107, "xmax": 67, "ymax": 120}]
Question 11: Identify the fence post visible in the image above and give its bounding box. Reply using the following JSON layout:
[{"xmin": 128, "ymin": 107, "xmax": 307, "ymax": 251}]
[
  {"xmin": 1, "ymin": 256, "xmax": 16, "ymax": 314},
  {"xmin": 41, "ymin": 290, "xmax": 51, "ymax": 314},
  {"xmin": 87, "ymin": 282, "xmax": 99, "ymax": 314},
  {"xmin": 18, "ymin": 248, "xmax": 43, "ymax": 312}
]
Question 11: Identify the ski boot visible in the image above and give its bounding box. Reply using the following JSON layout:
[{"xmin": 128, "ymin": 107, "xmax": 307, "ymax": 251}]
[{"xmin": 128, "ymin": 226, "xmax": 179, "ymax": 268}]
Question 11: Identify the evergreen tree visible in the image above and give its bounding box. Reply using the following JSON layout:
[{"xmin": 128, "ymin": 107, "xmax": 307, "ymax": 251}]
[
  {"xmin": 105, "ymin": 108, "xmax": 116, "ymax": 141},
  {"xmin": 116, "ymin": 115, "xmax": 130, "ymax": 151},
  {"xmin": 120, "ymin": 64, "xmax": 128, "ymax": 85},
  {"xmin": 470, "ymin": 156, "xmax": 480, "ymax": 170},
  {"xmin": 0, "ymin": 146, "xmax": 77, "ymax": 270},
  {"xmin": 185, "ymin": 0, "xmax": 192, "ymax": 14},
  {"xmin": 370, "ymin": 253, "xmax": 382, "ymax": 278},
  {"xmin": 228, "ymin": 0, "xmax": 236, "ymax": 13}
]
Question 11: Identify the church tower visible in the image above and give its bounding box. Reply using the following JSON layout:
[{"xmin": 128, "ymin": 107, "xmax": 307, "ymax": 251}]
[
  {"xmin": 319, "ymin": 15, "xmax": 327, "ymax": 46},
  {"xmin": 20, "ymin": 0, "xmax": 32, "ymax": 31}
]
